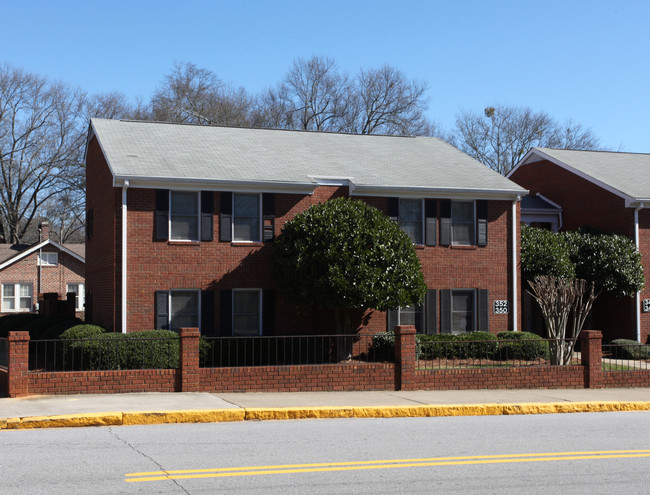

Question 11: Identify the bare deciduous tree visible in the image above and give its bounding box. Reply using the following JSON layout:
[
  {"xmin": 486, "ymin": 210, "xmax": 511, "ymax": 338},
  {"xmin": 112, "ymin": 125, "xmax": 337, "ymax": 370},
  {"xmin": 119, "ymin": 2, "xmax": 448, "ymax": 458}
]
[
  {"xmin": 453, "ymin": 105, "xmax": 600, "ymax": 175},
  {"xmin": 0, "ymin": 64, "xmax": 87, "ymax": 244}
]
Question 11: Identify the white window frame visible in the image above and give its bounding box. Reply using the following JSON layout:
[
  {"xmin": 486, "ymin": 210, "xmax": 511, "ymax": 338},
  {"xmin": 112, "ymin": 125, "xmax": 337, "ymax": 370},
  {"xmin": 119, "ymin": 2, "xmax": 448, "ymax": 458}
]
[
  {"xmin": 67, "ymin": 283, "xmax": 85, "ymax": 311},
  {"xmin": 232, "ymin": 193, "xmax": 262, "ymax": 243},
  {"xmin": 169, "ymin": 190, "xmax": 200, "ymax": 242},
  {"xmin": 168, "ymin": 289, "xmax": 201, "ymax": 331},
  {"xmin": 451, "ymin": 200, "xmax": 476, "ymax": 246},
  {"xmin": 398, "ymin": 198, "xmax": 424, "ymax": 245},
  {"xmin": 232, "ymin": 288, "xmax": 262, "ymax": 336},
  {"xmin": 38, "ymin": 252, "xmax": 59, "ymax": 266},
  {"xmin": 450, "ymin": 289, "xmax": 476, "ymax": 334},
  {"xmin": 2, "ymin": 283, "xmax": 33, "ymax": 313}
]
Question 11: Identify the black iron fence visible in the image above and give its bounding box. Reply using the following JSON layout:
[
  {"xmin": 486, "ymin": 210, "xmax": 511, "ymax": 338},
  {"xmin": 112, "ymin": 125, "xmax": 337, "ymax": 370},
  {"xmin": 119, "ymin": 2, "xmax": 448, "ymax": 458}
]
[
  {"xmin": 200, "ymin": 334, "xmax": 388, "ymax": 368},
  {"xmin": 0, "ymin": 337, "xmax": 7, "ymax": 368},
  {"xmin": 416, "ymin": 338, "xmax": 581, "ymax": 370},
  {"xmin": 602, "ymin": 342, "xmax": 650, "ymax": 372}
]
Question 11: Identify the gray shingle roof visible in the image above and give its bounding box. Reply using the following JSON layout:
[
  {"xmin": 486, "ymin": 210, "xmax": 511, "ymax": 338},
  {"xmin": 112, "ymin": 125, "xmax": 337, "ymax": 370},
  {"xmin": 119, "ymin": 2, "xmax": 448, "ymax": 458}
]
[
  {"xmin": 529, "ymin": 148, "xmax": 650, "ymax": 202},
  {"xmin": 89, "ymin": 119, "xmax": 526, "ymax": 198}
]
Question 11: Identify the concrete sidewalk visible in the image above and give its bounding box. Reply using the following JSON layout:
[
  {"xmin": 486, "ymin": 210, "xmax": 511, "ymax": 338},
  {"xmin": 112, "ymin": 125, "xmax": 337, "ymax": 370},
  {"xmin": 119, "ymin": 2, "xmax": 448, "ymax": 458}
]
[{"xmin": 1, "ymin": 388, "xmax": 650, "ymax": 429}]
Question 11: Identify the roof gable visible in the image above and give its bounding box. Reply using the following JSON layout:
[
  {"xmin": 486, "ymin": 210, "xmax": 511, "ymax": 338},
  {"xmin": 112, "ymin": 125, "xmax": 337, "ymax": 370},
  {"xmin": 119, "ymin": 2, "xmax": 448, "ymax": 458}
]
[
  {"xmin": 0, "ymin": 240, "xmax": 85, "ymax": 271},
  {"xmin": 89, "ymin": 119, "xmax": 527, "ymax": 200}
]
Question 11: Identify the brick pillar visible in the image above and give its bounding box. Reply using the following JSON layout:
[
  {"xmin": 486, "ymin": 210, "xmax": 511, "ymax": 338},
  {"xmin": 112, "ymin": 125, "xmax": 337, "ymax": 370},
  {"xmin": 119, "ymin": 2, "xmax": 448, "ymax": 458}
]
[
  {"xmin": 179, "ymin": 327, "xmax": 200, "ymax": 392},
  {"xmin": 580, "ymin": 330, "xmax": 603, "ymax": 389},
  {"xmin": 394, "ymin": 325, "xmax": 416, "ymax": 391},
  {"xmin": 7, "ymin": 331, "xmax": 30, "ymax": 397}
]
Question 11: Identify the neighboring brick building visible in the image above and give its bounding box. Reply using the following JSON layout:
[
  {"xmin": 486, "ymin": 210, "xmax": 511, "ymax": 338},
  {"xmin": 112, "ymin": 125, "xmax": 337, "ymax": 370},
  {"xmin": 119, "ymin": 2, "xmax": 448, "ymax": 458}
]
[
  {"xmin": 508, "ymin": 147, "xmax": 650, "ymax": 343},
  {"xmin": 0, "ymin": 223, "xmax": 85, "ymax": 318},
  {"xmin": 85, "ymin": 119, "xmax": 527, "ymax": 336}
]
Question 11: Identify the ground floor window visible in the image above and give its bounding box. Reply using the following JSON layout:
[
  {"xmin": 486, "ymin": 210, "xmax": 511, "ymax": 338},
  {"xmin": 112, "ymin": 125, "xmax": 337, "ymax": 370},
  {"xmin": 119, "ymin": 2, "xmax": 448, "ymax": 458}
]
[
  {"xmin": 440, "ymin": 288, "xmax": 489, "ymax": 334},
  {"xmin": 387, "ymin": 290, "xmax": 436, "ymax": 334},
  {"xmin": 2, "ymin": 283, "xmax": 33, "ymax": 312},
  {"xmin": 155, "ymin": 289, "xmax": 200, "ymax": 331},
  {"xmin": 67, "ymin": 283, "xmax": 85, "ymax": 311},
  {"xmin": 232, "ymin": 289, "xmax": 261, "ymax": 336},
  {"xmin": 396, "ymin": 303, "xmax": 423, "ymax": 332},
  {"xmin": 450, "ymin": 290, "xmax": 475, "ymax": 333}
]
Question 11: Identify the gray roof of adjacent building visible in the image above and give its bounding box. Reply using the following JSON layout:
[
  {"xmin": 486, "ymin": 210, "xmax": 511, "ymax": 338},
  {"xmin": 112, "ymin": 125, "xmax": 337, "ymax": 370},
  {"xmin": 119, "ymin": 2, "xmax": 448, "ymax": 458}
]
[
  {"xmin": 88, "ymin": 119, "xmax": 527, "ymax": 199},
  {"xmin": 512, "ymin": 148, "xmax": 650, "ymax": 204}
]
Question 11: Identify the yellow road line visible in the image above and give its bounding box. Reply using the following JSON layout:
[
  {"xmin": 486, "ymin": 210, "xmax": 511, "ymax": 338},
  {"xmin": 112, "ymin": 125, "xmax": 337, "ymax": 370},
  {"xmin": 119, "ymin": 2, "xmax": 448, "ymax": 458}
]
[{"xmin": 124, "ymin": 450, "xmax": 650, "ymax": 483}]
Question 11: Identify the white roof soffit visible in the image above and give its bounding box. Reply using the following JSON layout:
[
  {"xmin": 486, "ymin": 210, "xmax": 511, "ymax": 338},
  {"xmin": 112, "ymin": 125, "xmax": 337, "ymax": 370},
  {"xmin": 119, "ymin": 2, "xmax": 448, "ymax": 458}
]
[{"xmin": 352, "ymin": 185, "xmax": 526, "ymax": 200}]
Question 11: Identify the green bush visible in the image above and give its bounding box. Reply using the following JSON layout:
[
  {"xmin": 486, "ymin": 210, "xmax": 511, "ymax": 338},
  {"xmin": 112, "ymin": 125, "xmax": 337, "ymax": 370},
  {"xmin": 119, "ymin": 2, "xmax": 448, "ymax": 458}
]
[
  {"xmin": 416, "ymin": 333, "xmax": 497, "ymax": 360},
  {"xmin": 609, "ymin": 339, "xmax": 650, "ymax": 360},
  {"xmin": 66, "ymin": 330, "xmax": 180, "ymax": 370},
  {"xmin": 369, "ymin": 332, "xmax": 395, "ymax": 362},
  {"xmin": 59, "ymin": 324, "xmax": 106, "ymax": 340},
  {"xmin": 495, "ymin": 331, "xmax": 549, "ymax": 360}
]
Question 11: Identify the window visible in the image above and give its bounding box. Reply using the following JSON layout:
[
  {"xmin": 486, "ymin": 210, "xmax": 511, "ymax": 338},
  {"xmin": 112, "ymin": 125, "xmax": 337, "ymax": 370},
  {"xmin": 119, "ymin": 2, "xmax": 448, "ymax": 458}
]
[
  {"xmin": 451, "ymin": 201, "xmax": 475, "ymax": 245},
  {"xmin": 233, "ymin": 194, "xmax": 261, "ymax": 242},
  {"xmin": 38, "ymin": 252, "xmax": 58, "ymax": 266},
  {"xmin": 2, "ymin": 283, "xmax": 33, "ymax": 312},
  {"xmin": 387, "ymin": 290, "xmax": 437, "ymax": 334},
  {"xmin": 67, "ymin": 283, "xmax": 85, "ymax": 311},
  {"xmin": 232, "ymin": 289, "xmax": 261, "ymax": 336},
  {"xmin": 440, "ymin": 288, "xmax": 489, "ymax": 334},
  {"xmin": 398, "ymin": 199, "xmax": 423, "ymax": 244},
  {"xmin": 450, "ymin": 290, "xmax": 475, "ymax": 333},
  {"xmin": 396, "ymin": 303, "xmax": 423, "ymax": 332},
  {"xmin": 170, "ymin": 191, "xmax": 199, "ymax": 241},
  {"xmin": 155, "ymin": 290, "xmax": 200, "ymax": 331}
]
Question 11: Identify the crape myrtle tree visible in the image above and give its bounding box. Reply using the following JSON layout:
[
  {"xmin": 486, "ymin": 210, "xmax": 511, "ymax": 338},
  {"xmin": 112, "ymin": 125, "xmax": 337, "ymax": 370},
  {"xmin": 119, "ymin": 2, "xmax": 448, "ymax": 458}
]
[
  {"xmin": 521, "ymin": 225, "xmax": 644, "ymax": 364},
  {"xmin": 272, "ymin": 198, "xmax": 427, "ymax": 338}
]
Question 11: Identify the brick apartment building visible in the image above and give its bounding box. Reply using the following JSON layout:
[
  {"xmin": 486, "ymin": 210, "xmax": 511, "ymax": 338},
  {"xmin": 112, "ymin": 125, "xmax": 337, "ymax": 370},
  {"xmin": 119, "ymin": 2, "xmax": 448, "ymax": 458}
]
[
  {"xmin": 85, "ymin": 119, "xmax": 527, "ymax": 336},
  {"xmin": 0, "ymin": 222, "xmax": 85, "ymax": 318},
  {"xmin": 509, "ymin": 147, "xmax": 650, "ymax": 343}
]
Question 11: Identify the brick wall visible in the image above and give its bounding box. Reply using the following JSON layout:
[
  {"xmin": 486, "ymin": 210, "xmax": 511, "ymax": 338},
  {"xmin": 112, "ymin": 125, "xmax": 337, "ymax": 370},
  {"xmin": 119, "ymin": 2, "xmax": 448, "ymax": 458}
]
[{"xmin": 510, "ymin": 159, "xmax": 644, "ymax": 342}]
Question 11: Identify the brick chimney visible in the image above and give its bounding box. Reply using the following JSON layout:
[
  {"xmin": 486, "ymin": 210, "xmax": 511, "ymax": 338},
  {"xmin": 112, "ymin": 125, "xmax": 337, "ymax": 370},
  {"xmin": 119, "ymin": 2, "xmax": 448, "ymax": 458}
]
[{"xmin": 39, "ymin": 222, "xmax": 50, "ymax": 242}]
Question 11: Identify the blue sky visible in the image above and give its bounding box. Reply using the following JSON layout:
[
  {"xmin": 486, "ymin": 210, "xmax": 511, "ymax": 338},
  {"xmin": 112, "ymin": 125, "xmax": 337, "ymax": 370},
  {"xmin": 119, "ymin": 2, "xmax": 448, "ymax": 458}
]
[{"xmin": 4, "ymin": 0, "xmax": 648, "ymax": 151}]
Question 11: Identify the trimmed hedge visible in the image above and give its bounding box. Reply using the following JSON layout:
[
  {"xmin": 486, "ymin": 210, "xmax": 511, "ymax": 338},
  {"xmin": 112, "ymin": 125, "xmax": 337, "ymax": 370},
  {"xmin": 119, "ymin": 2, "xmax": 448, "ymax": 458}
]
[
  {"xmin": 417, "ymin": 332, "xmax": 498, "ymax": 360},
  {"xmin": 609, "ymin": 339, "xmax": 650, "ymax": 360},
  {"xmin": 59, "ymin": 324, "xmax": 106, "ymax": 340},
  {"xmin": 495, "ymin": 331, "xmax": 549, "ymax": 361}
]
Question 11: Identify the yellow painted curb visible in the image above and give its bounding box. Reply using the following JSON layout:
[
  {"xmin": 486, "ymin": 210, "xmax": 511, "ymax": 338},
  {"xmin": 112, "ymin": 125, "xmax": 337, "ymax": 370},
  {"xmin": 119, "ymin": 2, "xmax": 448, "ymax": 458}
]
[
  {"xmin": 12, "ymin": 412, "xmax": 123, "ymax": 429},
  {"xmin": 245, "ymin": 406, "xmax": 354, "ymax": 421},
  {"xmin": 123, "ymin": 409, "xmax": 245, "ymax": 425}
]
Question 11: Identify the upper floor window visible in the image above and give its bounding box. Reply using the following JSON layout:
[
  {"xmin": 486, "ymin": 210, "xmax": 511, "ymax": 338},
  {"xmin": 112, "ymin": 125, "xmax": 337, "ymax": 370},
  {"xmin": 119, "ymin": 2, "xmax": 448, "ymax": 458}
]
[
  {"xmin": 170, "ymin": 191, "xmax": 199, "ymax": 241},
  {"xmin": 440, "ymin": 200, "xmax": 488, "ymax": 247},
  {"xmin": 233, "ymin": 193, "xmax": 261, "ymax": 242},
  {"xmin": 38, "ymin": 252, "xmax": 58, "ymax": 266},
  {"xmin": 2, "ymin": 283, "xmax": 33, "ymax": 312},
  {"xmin": 388, "ymin": 198, "xmax": 436, "ymax": 246},
  {"xmin": 398, "ymin": 199, "xmax": 423, "ymax": 245},
  {"xmin": 451, "ymin": 201, "xmax": 475, "ymax": 245}
]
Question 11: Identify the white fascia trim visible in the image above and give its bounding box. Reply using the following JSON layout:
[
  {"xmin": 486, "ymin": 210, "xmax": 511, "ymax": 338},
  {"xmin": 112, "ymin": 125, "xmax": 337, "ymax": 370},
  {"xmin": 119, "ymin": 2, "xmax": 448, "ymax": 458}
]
[
  {"xmin": 0, "ymin": 239, "xmax": 85, "ymax": 271},
  {"xmin": 351, "ymin": 185, "xmax": 528, "ymax": 201},
  {"xmin": 510, "ymin": 148, "xmax": 637, "ymax": 207},
  {"xmin": 113, "ymin": 176, "xmax": 317, "ymax": 195}
]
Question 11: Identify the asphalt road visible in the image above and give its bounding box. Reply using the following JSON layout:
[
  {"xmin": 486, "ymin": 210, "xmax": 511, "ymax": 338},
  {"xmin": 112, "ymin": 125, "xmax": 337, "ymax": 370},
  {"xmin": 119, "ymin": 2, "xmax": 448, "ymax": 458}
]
[{"xmin": 2, "ymin": 411, "xmax": 649, "ymax": 494}]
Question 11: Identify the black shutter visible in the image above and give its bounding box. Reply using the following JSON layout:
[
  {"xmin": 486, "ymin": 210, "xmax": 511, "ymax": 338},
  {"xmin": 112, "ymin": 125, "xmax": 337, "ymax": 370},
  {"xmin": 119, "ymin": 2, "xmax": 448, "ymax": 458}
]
[
  {"xmin": 201, "ymin": 290, "xmax": 215, "ymax": 335},
  {"xmin": 219, "ymin": 192, "xmax": 232, "ymax": 242},
  {"xmin": 440, "ymin": 200, "xmax": 451, "ymax": 246},
  {"xmin": 387, "ymin": 309, "xmax": 398, "ymax": 332},
  {"xmin": 478, "ymin": 289, "xmax": 489, "ymax": 332},
  {"xmin": 86, "ymin": 208, "xmax": 93, "ymax": 240},
  {"xmin": 262, "ymin": 193, "xmax": 275, "ymax": 242},
  {"xmin": 387, "ymin": 197, "xmax": 399, "ymax": 222},
  {"xmin": 262, "ymin": 289, "xmax": 275, "ymax": 335},
  {"xmin": 426, "ymin": 289, "xmax": 437, "ymax": 334},
  {"xmin": 440, "ymin": 289, "xmax": 451, "ymax": 333},
  {"xmin": 220, "ymin": 289, "xmax": 233, "ymax": 336},
  {"xmin": 155, "ymin": 290, "xmax": 169, "ymax": 330},
  {"xmin": 425, "ymin": 200, "xmax": 437, "ymax": 246},
  {"xmin": 200, "ymin": 192, "xmax": 214, "ymax": 242},
  {"xmin": 155, "ymin": 190, "xmax": 169, "ymax": 241},
  {"xmin": 85, "ymin": 289, "xmax": 93, "ymax": 322},
  {"xmin": 477, "ymin": 200, "xmax": 488, "ymax": 247}
]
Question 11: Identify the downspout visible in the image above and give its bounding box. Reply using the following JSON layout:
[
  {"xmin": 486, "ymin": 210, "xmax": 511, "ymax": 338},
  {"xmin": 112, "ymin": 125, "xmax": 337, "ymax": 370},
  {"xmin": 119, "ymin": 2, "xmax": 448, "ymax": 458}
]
[
  {"xmin": 38, "ymin": 227, "xmax": 42, "ymax": 310},
  {"xmin": 512, "ymin": 197, "xmax": 520, "ymax": 332},
  {"xmin": 634, "ymin": 203, "xmax": 644, "ymax": 342},
  {"xmin": 121, "ymin": 181, "xmax": 129, "ymax": 333}
]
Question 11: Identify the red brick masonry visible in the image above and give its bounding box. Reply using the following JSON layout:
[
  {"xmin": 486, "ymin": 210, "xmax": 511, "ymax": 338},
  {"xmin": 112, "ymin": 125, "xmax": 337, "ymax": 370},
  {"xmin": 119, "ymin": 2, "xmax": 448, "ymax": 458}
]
[{"xmin": 0, "ymin": 328, "xmax": 647, "ymax": 397}]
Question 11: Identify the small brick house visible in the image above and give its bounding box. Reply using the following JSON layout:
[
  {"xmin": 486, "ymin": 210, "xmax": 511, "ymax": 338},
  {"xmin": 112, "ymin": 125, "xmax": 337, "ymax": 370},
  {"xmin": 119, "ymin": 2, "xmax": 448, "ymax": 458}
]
[
  {"xmin": 508, "ymin": 147, "xmax": 650, "ymax": 343},
  {"xmin": 85, "ymin": 119, "xmax": 527, "ymax": 336},
  {"xmin": 0, "ymin": 223, "xmax": 85, "ymax": 318}
]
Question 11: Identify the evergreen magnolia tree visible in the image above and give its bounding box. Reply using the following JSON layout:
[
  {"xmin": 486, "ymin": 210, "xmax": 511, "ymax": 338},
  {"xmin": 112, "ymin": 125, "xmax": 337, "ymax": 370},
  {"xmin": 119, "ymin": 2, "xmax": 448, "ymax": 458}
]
[
  {"xmin": 521, "ymin": 225, "xmax": 644, "ymax": 363},
  {"xmin": 273, "ymin": 198, "xmax": 427, "ymax": 333}
]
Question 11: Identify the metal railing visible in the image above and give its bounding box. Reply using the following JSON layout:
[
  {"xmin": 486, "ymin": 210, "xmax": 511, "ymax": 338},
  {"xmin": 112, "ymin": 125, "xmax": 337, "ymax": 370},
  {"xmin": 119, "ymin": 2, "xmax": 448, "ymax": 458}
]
[
  {"xmin": 602, "ymin": 343, "xmax": 650, "ymax": 372},
  {"xmin": 200, "ymin": 334, "xmax": 389, "ymax": 368},
  {"xmin": 28, "ymin": 337, "xmax": 180, "ymax": 372},
  {"xmin": 0, "ymin": 337, "xmax": 7, "ymax": 368},
  {"xmin": 416, "ymin": 338, "xmax": 581, "ymax": 370}
]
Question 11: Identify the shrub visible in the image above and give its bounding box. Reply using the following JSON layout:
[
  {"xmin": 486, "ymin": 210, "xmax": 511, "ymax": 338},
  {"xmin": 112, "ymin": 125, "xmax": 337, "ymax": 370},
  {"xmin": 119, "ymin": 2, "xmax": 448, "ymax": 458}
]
[
  {"xmin": 59, "ymin": 325, "xmax": 106, "ymax": 340},
  {"xmin": 462, "ymin": 331, "xmax": 498, "ymax": 359},
  {"xmin": 369, "ymin": 332, "xmax": 395, "ymax": 362},
  {"xmin": 609, "ymin": 339, "xmax": 650, "ymax": 360},
  {"xmin": 66, "ymin": 330, "xmax": 180, "ymax": 370},
  {"xmin": 0, "ymin": 313, "xmax": 42, "ymax": 337},
  {"xmin": 416, "ymin": 332, "xmax": 498, "ymax": 360},
  {"xmin": 495, "ymin": 331, "xmax": 549, "ymax": 360}
]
